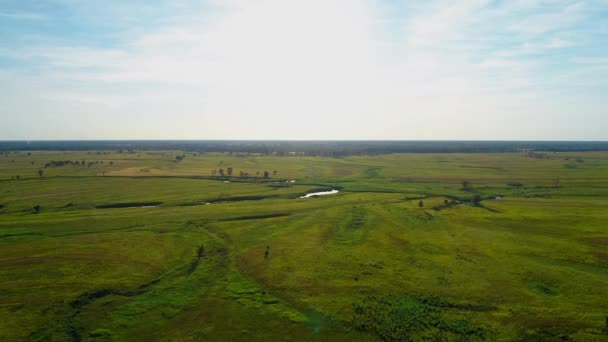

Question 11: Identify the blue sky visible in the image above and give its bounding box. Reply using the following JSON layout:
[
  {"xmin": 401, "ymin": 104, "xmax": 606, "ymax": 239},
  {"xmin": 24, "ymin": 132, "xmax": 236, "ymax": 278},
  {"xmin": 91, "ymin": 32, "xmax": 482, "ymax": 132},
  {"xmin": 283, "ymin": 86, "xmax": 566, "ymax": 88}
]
[{"xmin": 1, "ymin": 0, "xmax": 607, "ymax": 140}]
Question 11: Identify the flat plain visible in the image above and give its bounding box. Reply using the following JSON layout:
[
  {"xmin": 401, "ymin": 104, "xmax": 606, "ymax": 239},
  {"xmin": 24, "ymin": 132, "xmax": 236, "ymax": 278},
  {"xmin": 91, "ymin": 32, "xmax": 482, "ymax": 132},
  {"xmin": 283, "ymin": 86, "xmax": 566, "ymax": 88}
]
[{"xmin": 1, "ymin": 150, "xmax": 607, "ymax": 341}]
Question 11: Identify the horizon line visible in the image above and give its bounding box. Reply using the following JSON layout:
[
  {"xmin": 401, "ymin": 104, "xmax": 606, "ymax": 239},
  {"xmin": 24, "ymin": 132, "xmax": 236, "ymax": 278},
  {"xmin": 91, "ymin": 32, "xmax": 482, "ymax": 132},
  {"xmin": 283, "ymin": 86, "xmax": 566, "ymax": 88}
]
[{"xmin": 1, "ymin": 139, "xmax": 608, "ymax": 143}]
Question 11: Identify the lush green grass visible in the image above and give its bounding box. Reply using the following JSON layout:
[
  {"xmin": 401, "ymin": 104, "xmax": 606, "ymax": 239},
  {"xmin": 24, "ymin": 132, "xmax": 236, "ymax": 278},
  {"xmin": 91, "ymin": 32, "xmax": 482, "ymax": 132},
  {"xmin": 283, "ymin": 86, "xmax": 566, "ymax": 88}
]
[{"xmin": 1, "ymin": 151, "xmax": 607, "ymax": 341}]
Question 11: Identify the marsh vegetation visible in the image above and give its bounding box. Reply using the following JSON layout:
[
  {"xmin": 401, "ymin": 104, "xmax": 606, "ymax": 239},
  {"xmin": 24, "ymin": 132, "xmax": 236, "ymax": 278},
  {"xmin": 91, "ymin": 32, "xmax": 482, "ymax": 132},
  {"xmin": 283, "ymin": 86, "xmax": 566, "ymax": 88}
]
[{"xmin": 0, "ymin": 149, "xmax": 607, "ymax": 340}]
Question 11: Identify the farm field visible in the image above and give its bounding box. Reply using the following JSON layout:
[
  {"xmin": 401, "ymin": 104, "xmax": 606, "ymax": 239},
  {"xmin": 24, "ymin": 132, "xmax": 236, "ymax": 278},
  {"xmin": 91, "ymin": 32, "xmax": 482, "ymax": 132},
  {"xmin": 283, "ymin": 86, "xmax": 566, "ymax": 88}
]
[{"xmin": 0, "ymin": 150, "xmax": 607, "ymax": 341}]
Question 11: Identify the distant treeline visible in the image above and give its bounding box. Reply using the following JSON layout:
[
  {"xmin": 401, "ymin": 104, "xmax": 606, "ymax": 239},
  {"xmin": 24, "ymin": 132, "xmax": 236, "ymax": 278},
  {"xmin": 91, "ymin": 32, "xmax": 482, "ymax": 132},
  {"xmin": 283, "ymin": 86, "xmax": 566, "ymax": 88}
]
[
  {"xmin": 44, "ymin": 160, "xmax": 112, "ymax": 168},
  {"xmin": 1, "ymin": 140, "xmax": 607, "ymax": 155}
]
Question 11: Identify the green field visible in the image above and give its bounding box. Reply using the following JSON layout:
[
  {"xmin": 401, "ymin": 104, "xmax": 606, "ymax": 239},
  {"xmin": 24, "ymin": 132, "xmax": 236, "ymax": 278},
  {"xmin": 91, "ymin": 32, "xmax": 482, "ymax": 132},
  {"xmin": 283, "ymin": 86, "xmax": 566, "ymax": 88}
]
[{"xmin": 1, "ymin": 151, "xmax": 607, "ymax": 341}]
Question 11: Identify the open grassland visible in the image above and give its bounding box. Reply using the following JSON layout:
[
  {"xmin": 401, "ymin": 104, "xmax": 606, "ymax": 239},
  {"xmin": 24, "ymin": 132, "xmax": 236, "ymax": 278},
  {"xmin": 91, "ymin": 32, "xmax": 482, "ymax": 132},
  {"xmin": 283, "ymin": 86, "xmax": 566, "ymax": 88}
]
[{"xmin": 0, "ymin": 151, "xmax": 607, "ymax": 341}]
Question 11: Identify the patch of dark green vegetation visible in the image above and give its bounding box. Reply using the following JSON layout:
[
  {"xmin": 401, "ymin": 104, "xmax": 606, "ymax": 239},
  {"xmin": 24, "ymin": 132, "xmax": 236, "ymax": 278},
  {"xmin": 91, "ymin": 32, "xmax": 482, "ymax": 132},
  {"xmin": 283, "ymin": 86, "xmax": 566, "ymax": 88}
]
[
  {"xmin": 178, "ymin": 192, "xmax": 311, "ymax": 206},
  {"xmin": 0, "ymin": 232, "xmax": 42, "ymax": 239},
  {"xmin": 95, "ymin": 202, "xmax": 162, "ymax": 209},
  {"xmin": 528, "ymin": 280, "xmax": 559, "ymax": 296},
  {"xmin": 428, "ymin": 192, "xmax": 495, "ymax": 211},
  {"xmin": 347, "ymin": 187, "xmax": 403, "ymax": 194},
  {"xmin": 267, "ymin": 183, "xmax": 290, "ymax": 189},
  {"xmin": 402, "ymin": 195, "xmax": 427, "ymax": 201},
  {"xmin": 207, "ymin": 195, "xmax": 281, "ymax": 203},
  {"xmin": 45, "ymin": 160, "xmax": 91, "ymax": 168},
  {"xmin": 349, "ymin": 206, "xmax": 366, "ymax": 229},
  {"xmin": 468, "ymin": 194, "xmax": 502, "ymax": 213},
  {"xmin": 517, "ymin": 326, "xmax": 584, "ymax": 341},
  {"xmin": 70, "ymin": 288, "xmax": 119, "ymax": 309},
  {"xmin": 188, "ymin": 244, "xmax": 205, "ymax": 275},
  {"xmin": 351, "ymin": 294, "xmax": 489, "ymax": 341},
  {"xmin": 218, "ymin": 213, "xmax": 291, "ymax": 222},
  {"xmin": 207, "ymin": 176, "xmax": 287, "ymax": 183}
]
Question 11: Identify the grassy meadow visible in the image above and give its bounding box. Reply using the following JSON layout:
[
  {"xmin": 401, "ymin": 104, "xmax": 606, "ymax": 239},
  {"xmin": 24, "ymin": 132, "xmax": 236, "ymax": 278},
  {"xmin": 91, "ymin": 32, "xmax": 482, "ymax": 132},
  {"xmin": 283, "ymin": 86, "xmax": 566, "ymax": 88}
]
[{"xmin": 0, "ymin": 150, "xmax": 607, "ymax": 341}]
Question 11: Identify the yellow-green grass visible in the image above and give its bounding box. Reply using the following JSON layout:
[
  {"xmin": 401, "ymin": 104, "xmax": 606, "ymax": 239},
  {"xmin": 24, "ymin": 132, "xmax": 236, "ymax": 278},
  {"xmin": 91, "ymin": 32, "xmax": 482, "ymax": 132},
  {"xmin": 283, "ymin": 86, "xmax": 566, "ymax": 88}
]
[{"xmin": 0, "ymin": 151, "xmax": 607, "ymax": 341}]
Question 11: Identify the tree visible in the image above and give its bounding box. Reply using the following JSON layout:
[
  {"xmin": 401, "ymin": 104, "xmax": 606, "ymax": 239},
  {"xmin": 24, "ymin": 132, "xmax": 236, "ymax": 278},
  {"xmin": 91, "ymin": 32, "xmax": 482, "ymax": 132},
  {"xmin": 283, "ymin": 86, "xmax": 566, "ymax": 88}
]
[
  {"xmin": 472, "ymin": 194, "xmax": 482, "ymax": 206},
  {"xmin": 37, "ymin": 169, "xmax": 43, "ymax": 177},
  {"xmin": 33, "ymin": 205, "xmax": 41, "ymax": 213},
  {"xmin": 273, "ymin": 170, "xmax": 277, "ymax": 175},
  {"xmin": 15, "ymin": 175, "xmax": 20, "ymax": 180},
  {"xmin": 461, "ymin": 180, "xmax": 472, "ymax": 191},
  {"xmin": 109, "ymin": 161, "xmax": 114, "ymax": 166},
  {"xmin": 263, "ymin": 170, "xmax": 270, "ymax": 178},
  {"xmin": 418, "ymin": 200, "xmax": 424, "ymax": 208},
  {"xmin": 227, "ymin": 167, "xmax": 233, "ymax": 176},
  {"xmin": 219, "ymin": 168, "xmax": 225, "ymax": 176}
]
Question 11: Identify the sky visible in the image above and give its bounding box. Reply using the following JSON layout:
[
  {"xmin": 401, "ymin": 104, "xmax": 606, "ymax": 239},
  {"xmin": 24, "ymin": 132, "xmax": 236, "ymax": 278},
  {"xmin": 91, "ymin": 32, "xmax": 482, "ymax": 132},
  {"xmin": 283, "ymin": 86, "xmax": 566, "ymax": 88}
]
[{"xmin": 1, "ymin": 0, "xmax": 607, "ymax": 140}]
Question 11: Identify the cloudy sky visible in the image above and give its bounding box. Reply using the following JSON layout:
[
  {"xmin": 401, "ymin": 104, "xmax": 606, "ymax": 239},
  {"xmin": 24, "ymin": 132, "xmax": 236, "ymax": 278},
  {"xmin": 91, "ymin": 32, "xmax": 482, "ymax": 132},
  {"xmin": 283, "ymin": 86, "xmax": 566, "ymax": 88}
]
[{"xmin": 1, "ymin": 0, "xmax": 607, "ymax": 140}]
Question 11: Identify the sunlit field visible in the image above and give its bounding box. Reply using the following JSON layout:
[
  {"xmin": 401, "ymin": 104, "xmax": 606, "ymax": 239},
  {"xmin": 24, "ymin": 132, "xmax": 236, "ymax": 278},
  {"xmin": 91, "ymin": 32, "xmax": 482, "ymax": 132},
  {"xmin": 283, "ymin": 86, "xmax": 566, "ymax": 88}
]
[{"xmin": 1, "ymin": 150, "xmax": 607, "ymax": 341}]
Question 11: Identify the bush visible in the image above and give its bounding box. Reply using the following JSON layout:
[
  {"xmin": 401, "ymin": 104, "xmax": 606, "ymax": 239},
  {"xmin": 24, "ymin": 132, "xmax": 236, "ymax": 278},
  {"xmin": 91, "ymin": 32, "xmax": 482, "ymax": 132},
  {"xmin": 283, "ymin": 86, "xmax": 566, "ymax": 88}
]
[
  {"xmin": 472, "ymin": 194, "xmax": 482, "ymax": 206},
  {"xmin": 351, "ymin": 295, "xmax": 485, "ymax": 340}
]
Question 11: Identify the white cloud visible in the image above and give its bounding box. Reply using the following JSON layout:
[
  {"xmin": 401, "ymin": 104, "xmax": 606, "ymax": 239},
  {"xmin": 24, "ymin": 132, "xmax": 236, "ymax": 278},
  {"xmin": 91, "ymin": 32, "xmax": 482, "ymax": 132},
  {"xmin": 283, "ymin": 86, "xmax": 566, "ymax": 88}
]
[
  {"xmin": 506, "ymin": 2, "xmax": 585, "ymax": 35},
  {"xmin": 406, "ymin": 0, "xmax": 489, "ymax": 47},
  {"xmin": 0, "ymin": 0, "xmax": 606, "ymax": 140},
  {"xmin": 0, "ymin": 11, "xmax": 47, "ymax": 21}
]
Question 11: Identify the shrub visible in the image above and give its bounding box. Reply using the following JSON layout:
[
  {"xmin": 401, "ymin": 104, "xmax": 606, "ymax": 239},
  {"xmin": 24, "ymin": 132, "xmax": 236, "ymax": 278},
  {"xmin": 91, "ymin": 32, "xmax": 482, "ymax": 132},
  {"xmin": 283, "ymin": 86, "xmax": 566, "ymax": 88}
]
[{"xmin": 472, "ymin": 194, "xmax": 482, "ymax": 206}]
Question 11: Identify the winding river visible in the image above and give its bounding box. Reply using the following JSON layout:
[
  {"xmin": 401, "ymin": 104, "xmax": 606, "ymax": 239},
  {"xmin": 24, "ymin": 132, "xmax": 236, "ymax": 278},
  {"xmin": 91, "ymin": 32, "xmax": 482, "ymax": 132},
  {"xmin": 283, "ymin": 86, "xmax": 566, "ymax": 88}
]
[{"xmin": 300, "ymin": 189, "xmax": 339, "ymax": 198}]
